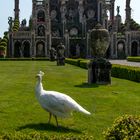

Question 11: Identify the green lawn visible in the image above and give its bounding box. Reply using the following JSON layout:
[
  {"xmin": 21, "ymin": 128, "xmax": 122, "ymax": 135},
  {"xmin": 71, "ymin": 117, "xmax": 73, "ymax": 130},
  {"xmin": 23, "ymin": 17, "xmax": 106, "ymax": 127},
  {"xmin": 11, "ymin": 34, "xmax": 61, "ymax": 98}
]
[{"xmin": 0, "ymin": 61, "xmax": 140, "ymax": 139}]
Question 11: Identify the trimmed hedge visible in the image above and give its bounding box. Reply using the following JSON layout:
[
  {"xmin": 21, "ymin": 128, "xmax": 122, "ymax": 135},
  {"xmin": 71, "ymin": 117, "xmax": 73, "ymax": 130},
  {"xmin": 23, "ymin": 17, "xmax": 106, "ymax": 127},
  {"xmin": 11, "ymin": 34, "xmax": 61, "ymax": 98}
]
[
  {"xmin": 0, "ymin": 132, "xmax": 94, "ymax": 140},
  {"xmin": 65, "ymin": 58, "xmax": 88, "ymax": 69},
  {"xmin": 0, "ymin": 57, "xmax": 50, "ymax": 61},
  {"xmin": 65, "ymin": 58, "xmax": 140, "ymax": 82},
  {"xmin": 111, "ymin": 64, "xmax": 140, "ymax": 82},
  {"xmin": 127, "ymin": 56, "xmax": 140, "ymax": 62},
  {"xmin": 103, "ymin": 115, "xmax": 140, "ymax": 140}
]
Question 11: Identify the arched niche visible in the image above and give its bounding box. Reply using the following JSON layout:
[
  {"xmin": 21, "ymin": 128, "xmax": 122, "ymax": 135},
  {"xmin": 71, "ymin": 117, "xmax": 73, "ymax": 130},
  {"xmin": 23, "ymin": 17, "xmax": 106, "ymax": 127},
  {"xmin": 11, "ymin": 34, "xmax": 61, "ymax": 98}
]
[
  {"xmin": 36, "ymin": 41, "xmax": 45, "ymax": 57},
  {"xmin": 22, "ymin": 41, "xmax": 31, "ymax": 57},
  {"xmin": 14, "ymin": 41, "xmax": 21, "ymax": 57},
  {"xmin": 69, "ymin": 40, "xmax": 85, "ymax": 58},
  {"xmin": 131, "ymin": 41, "xmax": 138, "ymax": 56},
  {"xmin": 117, "ymin": 41, "xmax": 126, "ymax": 59},
  {"xmin": 37, "ymin": 10, "xmax": 45, "ymax": 22}
]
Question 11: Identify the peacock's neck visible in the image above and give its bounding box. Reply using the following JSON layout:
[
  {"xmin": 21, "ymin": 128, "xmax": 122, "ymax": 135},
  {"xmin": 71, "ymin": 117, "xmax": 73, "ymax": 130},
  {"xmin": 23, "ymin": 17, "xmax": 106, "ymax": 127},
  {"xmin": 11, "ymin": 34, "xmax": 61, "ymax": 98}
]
[{"xmin": 36, "ymin": 79, "xmax": 44, "ymax": 96}]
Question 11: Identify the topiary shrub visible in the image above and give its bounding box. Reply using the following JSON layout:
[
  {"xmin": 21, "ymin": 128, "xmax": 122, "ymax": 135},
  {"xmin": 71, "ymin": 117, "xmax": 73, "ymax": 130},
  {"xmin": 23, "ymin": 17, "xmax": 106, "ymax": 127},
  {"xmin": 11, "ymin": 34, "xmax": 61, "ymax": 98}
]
[
  {"xmin": 127, "ymin": 57, "xmax": 140, "ymax": 62},
  {"xmin": 111, "ymin": 64, "xmax": 140, "ymax": 82},
  {"xmin": 103, "ymin": 115, "xmax": 140, "ymax": 140},
  {"xmin": 13, "ymin": 19, "xmax": 20, "ymax": 32},
  {"xmin": 0, "ymin": 41, "xmax": 7, "ymax": 46},
  {"xmin": 0, "ymin": 46, "xmax": 6, "ymax": 58}
]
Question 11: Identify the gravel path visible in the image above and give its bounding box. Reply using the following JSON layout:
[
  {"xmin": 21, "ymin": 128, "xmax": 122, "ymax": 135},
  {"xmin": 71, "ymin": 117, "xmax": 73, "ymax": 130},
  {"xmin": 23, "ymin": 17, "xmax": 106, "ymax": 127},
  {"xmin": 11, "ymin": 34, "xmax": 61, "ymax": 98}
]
[{"xmin": 109, "ymin": 60, "xmax": 140, "ymax": 67}]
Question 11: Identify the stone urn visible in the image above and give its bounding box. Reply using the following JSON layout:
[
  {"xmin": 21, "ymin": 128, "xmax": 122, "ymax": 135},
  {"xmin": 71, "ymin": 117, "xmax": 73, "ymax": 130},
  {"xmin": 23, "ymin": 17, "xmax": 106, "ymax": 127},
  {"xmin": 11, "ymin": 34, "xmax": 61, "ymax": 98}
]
[
  {"xmin": 90, "ymin": 23, "xmax": 110, "ymax": 57},
  {"xmin": 88, "ymin": 24, "xmax": 112, "ymax": 85}
]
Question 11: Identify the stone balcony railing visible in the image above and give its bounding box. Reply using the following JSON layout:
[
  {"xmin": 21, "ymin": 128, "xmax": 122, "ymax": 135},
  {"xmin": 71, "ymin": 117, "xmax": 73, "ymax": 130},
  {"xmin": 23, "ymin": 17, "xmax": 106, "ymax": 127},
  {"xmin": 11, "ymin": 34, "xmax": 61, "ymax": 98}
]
[
  {"xmin": 130, "ymin": 31, "xmax": 140, "ymax": 38},
  {"xmin": 13, "ymin": 31, "xmax": 31, "ymax": 39}
]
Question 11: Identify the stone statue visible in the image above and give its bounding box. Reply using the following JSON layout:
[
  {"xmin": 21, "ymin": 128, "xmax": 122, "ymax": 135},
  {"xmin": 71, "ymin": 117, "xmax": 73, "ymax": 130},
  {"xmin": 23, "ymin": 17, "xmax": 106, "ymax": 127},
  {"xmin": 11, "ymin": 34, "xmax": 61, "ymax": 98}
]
[
  {"xmin": 117, "ymin": 6, "xmax": 120, "ymax": 15},
  {"xmin": 126, "ymin": 0, "xmax": 131, "ymax": 8},
  {"xmin": 21, "ymin": 19, "xmax": 27, "ymax": 27},
  {"xmin": 8, "ymin": 17, "xmax": 13, "ymax": 31},
  {"xmin": 125, "ymin": 0, "xmax": 131, "ymax": 29},
  {"xmin": 56, "ymin": 42, "xmax": 65, "ymax": 66},
  {"xmin": 50, "ymin": 48, "xmax": 56, "ymax": 61},
  {"xmin": 38, "ymin": 26, "xmax": 45, "ymax": 36}
]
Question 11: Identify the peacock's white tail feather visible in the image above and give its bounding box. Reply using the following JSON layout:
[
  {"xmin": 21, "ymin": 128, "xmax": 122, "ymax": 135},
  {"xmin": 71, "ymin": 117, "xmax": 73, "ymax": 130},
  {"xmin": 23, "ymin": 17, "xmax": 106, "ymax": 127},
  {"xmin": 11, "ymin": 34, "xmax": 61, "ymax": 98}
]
[{"xmin": 76, "ymin": 104, "xmax": 91, "ymax": 115}]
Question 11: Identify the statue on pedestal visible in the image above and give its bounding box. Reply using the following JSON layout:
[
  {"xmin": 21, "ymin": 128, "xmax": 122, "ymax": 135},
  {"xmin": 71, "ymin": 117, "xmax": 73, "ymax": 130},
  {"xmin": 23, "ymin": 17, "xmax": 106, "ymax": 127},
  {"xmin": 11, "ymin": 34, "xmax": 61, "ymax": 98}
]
[
  {"xmin": 56, "ymin": 43, "xmax": 65, "ymax": 66},
  {"xmin": 50, "ymin": 48, "xmax": 56, "ymax": 61},
  {"xmin": 8, "ymin": 17, "xmax": 13, "ymax": 31}
]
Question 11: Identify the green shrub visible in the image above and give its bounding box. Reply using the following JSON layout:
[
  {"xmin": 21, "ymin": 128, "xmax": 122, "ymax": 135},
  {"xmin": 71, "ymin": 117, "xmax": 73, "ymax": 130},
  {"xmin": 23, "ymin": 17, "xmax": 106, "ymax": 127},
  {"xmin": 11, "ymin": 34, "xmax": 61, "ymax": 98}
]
[
  {"xmin": 0, "ymin": 46, "xmax": 6, "ymax": 58},
  {"xmin": 0, "ymin": 46, "xmax": 6, "ymax": 51},
  {"xmin": 0, "ymin": 131, "xmax": 94, "ymax": 140},
  {"xmin": 0, "ymin": 41, "xmax": 7, "ymax": 46},
  {"xmin": 103, "ymin": 115, "xmax": 140, "ymax": 140},
  {"xmin": 0, "ymin": 37, "xmax": 8, "ymax": 43},
  {"xmin": 111, "ymin": 64, "xmax": 140, "ymax": 82},
  {"xmin": 127, "ymin": 57, "xmax": 140, "ymax": 62},
  {"xmin": 79, "ymin": 60, "xmax": 88, "ymax": 69},
  {"xmin": 65, "ymin": 58, "xmax": 83, "ymax": 67},
  {"xmin": 13, "ymin": 19, "xmax": 20, "ymax": 32},
  {"xmin": 65, "ymin": 58, "xmax": 140, "ymax": 82},
  {"xmin": 0, "ymin": 57, "xmax": 50, "ymax": 61}
]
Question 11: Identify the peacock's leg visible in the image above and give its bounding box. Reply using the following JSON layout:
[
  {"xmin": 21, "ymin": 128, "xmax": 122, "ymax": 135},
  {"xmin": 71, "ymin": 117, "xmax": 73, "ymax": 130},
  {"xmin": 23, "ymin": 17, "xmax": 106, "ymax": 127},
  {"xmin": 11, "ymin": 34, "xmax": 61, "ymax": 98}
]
[
  {"xmin": 54, "ymin": 115, "xmax": 59, "ymax": 127},
  {"xmin": 48, "ymin": 112, "xmax": 52, "ymax": 124}
]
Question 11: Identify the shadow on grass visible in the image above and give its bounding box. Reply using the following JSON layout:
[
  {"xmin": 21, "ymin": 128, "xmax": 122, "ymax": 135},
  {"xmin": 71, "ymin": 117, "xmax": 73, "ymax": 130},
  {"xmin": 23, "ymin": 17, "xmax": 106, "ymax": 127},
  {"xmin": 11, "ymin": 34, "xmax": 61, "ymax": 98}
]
[
  {"xmin": 75, "ymin": 82, "xmax": 99, "ymax": 88},
  {"xmin": 17, "ymin": 123, "xmax": 81, "ymax": 134}
]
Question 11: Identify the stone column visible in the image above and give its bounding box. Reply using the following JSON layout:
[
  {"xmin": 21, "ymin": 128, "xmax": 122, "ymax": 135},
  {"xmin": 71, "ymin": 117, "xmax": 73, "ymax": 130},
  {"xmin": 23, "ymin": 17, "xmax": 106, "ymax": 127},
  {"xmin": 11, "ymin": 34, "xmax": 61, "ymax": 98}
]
[
  {"xmin": 60, "ymin": 1, "xmax": 67, "ymax": 35},
  {"xmin": 97, "ymin": 1, "xmax": 100, "ymax": 22},
  {"xmin": 14, "ymin": 0, "xmax": 20, "ymax": 20},
  {"xmin": 125, "ymin": 0, "xmax": 131, "ymax": 31},
  {"xmin": 86, "ymin": 30, "xmax": 91, "ymax": 57},
  {"xmin": 64, "ymin": 30, "xmax": 69, "ymax": 57},
  {"xmin": 12, "ymin": 38, "xmax": 14, "ymax": 57},
  {"xmin": 78, "ymin": 0, "xmax": 84, "ymax": 23},
  {"xmin": 126, "ymin": 31, "xmax": 131, "ymax": 56},
  {"xmin": 110, "ymin": 0, "xmax": 115, "ymax": 24}
]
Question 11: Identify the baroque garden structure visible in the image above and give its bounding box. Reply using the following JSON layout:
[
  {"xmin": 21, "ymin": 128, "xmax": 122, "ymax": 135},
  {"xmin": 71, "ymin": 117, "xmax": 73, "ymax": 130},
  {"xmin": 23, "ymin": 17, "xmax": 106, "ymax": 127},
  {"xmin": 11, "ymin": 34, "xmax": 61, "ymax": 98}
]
[{"xmin": 6, "ymin": 0, "xmax": 140, "ymax": 58}]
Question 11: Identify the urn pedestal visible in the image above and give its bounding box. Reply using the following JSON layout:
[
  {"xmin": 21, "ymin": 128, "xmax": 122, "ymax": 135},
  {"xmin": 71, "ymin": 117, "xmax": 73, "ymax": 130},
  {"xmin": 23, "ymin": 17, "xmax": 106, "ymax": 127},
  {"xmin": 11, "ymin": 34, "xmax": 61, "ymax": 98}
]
[
  {"xmin": 88, "ymin": 24, "xmax": 112, "ymax": 84},
  {"xmin": 88, "ymin": 58, "xmax": 112, "ymax": 84}
]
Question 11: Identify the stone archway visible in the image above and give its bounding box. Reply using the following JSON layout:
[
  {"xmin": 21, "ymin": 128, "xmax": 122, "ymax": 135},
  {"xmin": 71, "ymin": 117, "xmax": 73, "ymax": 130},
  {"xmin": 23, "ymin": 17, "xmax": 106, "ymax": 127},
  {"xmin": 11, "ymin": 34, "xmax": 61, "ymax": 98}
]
[
  {"xmin": 69, "ymin": 40, "xmax": 85, "ymax": 58},
  {"xmin": 70, "ymin": 43, "xmax": 77, "ymax": 58},
  {"xmin": 131, "ymin": 41, "xmax": 138, "ymax": 56},
  {"xmin": 22, "ymin": 41, "xmax": 30, "ymax": 57},
  {"xmin": 14, "ymin": 41, "xmax": 21, "ymax": 57},
  {"xmin": 117, "ymin": 41, "xmax": 126, "ymax": 59},
  {"xmin": 36, "ymin": 41, "xmax": 45, "ymax": 57}
]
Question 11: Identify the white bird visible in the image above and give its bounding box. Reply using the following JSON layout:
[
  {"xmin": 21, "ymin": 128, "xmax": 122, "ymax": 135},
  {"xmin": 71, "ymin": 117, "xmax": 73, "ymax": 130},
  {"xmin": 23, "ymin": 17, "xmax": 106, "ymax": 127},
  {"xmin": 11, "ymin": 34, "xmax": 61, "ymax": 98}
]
[{"xmin": 35, "ymin": 71, "xmax": 91, "ymax": 126}]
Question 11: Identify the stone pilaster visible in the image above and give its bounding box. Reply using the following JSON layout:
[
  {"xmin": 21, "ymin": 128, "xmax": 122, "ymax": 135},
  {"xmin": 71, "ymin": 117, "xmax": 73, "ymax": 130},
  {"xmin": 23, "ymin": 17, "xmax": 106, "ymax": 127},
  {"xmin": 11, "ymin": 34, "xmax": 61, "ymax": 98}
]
[
  {"xmin": 125, "ymin": 0, "xmax": 131, "ymax": 31},
  {"xmin": 14, "ymin": 0, "xmax": 20, "ymax": 20}
]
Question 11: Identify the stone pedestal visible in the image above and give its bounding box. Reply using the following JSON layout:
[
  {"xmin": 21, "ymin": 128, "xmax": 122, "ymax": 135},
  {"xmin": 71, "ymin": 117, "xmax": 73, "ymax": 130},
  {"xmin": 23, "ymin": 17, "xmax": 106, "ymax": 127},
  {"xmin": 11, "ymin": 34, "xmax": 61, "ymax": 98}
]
[{"xmin": 88, "ymin": 58, "xmax": 112, "ymax": 84}]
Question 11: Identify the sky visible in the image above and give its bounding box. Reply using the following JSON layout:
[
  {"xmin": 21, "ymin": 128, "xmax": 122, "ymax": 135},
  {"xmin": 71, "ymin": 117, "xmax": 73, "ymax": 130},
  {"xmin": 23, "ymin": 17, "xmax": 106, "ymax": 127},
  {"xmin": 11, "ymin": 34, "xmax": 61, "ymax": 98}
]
[{"xmin": 0, "ymin": 0, "xmax": 140, "ymax": 37}]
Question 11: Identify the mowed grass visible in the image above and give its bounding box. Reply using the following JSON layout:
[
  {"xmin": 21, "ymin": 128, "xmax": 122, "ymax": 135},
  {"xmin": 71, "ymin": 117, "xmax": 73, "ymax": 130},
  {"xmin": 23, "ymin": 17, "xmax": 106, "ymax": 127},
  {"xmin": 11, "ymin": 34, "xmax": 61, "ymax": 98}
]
[{"xmin": 0, "ymin": 61, "xmax": 140, "ymax": 139}]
